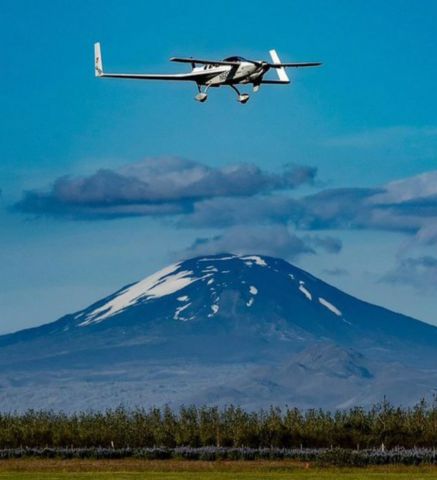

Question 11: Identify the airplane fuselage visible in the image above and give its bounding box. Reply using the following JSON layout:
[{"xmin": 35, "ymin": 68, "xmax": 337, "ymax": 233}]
[
  {"xmin": 193, "ymin": 62, "xmax": 265, "ymax": 86},
  {"xmin": 192, "ymin": 62, "xmax": 265, "ymax": 87}
]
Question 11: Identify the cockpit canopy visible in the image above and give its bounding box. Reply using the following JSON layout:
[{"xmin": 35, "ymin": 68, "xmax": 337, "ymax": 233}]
[{"xmin": 223, "ymin": 56, "xmax": 248, "ymax": 62}]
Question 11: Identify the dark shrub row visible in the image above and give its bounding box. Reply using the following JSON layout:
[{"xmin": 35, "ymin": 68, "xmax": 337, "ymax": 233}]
[
  {"xmin": 0, "ymin": 446, "xmax": 436, "ymax": 465},
  {"xmin": 1, "ymin": 399, "xmax": 437, "ymax": 449}
]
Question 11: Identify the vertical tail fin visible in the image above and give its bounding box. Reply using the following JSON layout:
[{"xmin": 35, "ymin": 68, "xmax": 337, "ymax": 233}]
[
  {"xmin": 269, "ymin": 49, "xmax": 290, "ymax": 83},
  {"xmin": 94, "ymin": 42, "xmax": 103, "ymax": 77}
]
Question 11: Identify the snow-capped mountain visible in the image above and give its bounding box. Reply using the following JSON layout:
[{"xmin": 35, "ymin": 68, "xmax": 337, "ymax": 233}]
[{"xmin": 0, "ymin": 253, "xmax": 436, "ymax": 411}]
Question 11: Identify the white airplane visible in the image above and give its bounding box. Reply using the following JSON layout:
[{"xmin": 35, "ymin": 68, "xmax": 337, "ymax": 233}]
[{"xmin": 94, "ymin": 43, "xmax": 321, "ymax": 104}]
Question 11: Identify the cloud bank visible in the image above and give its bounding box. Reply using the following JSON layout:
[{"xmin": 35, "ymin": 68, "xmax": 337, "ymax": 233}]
[
  {"xmin": 16, "ymin": 158, "xmax": 437, "ymax": 245},
  {"xmin": 13, "ymin": 158, "xmax": 437, "ymax": 284},
  {"xmin": 186, "ymin": 171, "xmax": 437, "ymax": 246},
  {"xmin": 178, "ymin": 226, "xmax": 340, "ymax": 261},
  {"xmin": 15, "ymin": 158, "xmax": 316, "ymax": 220}
]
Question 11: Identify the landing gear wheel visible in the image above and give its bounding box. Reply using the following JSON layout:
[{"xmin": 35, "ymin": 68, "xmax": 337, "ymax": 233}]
[
  {"xmin": 230, "ymin": 85, "xmax": 249, "ymax": 104},
  {"xmin": 195, "ymin": 92, "xmax": 208, "ymax": 102},
  {"xmin": 238, "ymin": 93, "xmax": 250, "ymax": 104}
]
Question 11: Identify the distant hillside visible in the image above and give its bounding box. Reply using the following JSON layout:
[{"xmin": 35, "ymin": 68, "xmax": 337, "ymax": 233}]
[{"xmin": 1, "ymin": 253, "xmax": 436, "ymax": 411}]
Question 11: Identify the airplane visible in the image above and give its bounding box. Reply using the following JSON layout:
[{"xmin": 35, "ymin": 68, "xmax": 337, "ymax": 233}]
[{"xmin": 94, "ymin": 43, "xmax": 321, "ymax": 104}]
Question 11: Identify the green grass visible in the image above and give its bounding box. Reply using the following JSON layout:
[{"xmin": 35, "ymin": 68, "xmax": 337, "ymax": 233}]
[
  {"xmin": 0, "ymin": 460, "xmax": 436, "ymax": 480},
  {"xmin": 2, "ymin": 471, "xmax": 437, "ymax": 480},
  {"xmin": 3, "ymin": 474, "xmax": 437, "ymax": 480}
]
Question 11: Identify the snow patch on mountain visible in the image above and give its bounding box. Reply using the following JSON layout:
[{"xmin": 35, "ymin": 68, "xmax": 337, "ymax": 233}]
[
  {"xmin": 208, "ymin": 304, "xmax": 219, "ymax": 317},
  {"xmin": 79, "ymin": 263, "xmax": 203, "ymax": 326},
  {"xmin": 174, "ymin": 302, "xmax": 192, "ymax": 321},
  {"xmin": 242, "ymin": 255, "xmax": 268, "ymax": 267},
  {"xmin": 203, "ymin": 266, "xmax": 218, "ymax": 272},
  {"xmin": 319, "ymin": 297, "xmax": 342, "ymax": 316},
  {"xmin": 299, "ymin": 282, "xmax": 312, "ymax": 301},
  {"xmin": 199, "ymin": 255, "xmax": 237, "ymax": 262}
]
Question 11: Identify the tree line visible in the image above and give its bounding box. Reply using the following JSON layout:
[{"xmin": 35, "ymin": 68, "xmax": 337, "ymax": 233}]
[{"xmin": 0, "ymin": 399, "xmax": 436, "ymax": 449}]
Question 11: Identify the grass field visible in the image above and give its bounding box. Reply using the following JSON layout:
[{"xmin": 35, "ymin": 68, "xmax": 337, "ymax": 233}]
[{"xmin": 0, "ymin": 460, "xmax": 436, "ymax": 480}]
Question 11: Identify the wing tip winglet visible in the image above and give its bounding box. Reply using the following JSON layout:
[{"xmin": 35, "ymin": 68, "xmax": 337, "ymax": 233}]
[{"xmin": 94, "ymin": 42, "xmax": 103, "ymax": 77}]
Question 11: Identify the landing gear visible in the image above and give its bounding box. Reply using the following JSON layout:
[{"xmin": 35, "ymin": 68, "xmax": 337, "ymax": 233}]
[
  {"xmin": 195, "ymin": 92, "xmax": 208, "ymax": 102},
  {"xmin": 195, "ymin": 85, "xmax": 209, "ymax": 102},
  {"xmin": 230, "ymin": 85, "xmax": 250, "ymax": 104},
  {"xmin": 194, "ymin": 84, "xmax": 250, "ymax": 104}
]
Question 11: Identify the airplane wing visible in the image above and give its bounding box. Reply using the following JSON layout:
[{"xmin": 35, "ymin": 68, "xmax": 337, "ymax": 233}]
[
  {"xmin": 170, "ymin": 57, "xmax": 241, "ymax": 66},
  {"xmin": 97, "ymin": 72, "xmax": 203, "ymax": 81},
  {"xmin": 268, "ymin": 50, "xmax": 321, "ymax": 83},
  {"xmin": 267, "ymin": 50, "xmax": 321, "ymax": 83},
  {"xmin": 260, "ymin": 79, "xmax": 290, "ymax": 84},
  {"xmin": 94, "ymin": 43, "xmax": 212, "ymax": 82},
  {"xmin": 269, "ymin": 62, "xmax": 322, "ymax": 68}
]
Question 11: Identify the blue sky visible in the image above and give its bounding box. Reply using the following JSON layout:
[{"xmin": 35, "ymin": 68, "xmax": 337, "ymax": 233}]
[{"xmin": 1, "ymin": 0, "xmax": 437, "ymax": 333}]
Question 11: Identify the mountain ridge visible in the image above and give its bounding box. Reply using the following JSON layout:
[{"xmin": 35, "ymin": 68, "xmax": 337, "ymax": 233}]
[{"xmin": 0, "ymin": 253, "xmax": 436, "ymax": 411}]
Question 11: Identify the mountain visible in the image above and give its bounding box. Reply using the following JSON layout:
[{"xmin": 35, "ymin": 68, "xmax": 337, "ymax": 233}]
[{"xmin": 0, "ymin": 253, "xmax": 436, "ymax": 411}]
